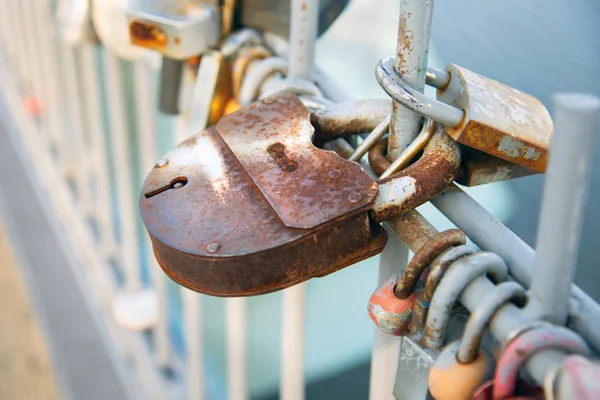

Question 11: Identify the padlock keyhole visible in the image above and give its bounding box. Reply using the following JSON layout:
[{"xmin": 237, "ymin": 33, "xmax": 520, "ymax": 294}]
[
  {"xmin": 267, "ymin": 143, "xmax": 299, "ymax": 172},
  {"xmin": 144, "ymin": 177, "xmax": 188, "ymax": 198}
]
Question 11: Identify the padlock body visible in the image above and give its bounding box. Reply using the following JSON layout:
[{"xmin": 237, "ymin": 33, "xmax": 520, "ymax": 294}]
[
  {"xmin": 438, "ymin": 64, "xmax": 552, "ymax": 173},
  {"xmin": 140, "ymin": 94, "xmax": 386, "ymax": 296}
]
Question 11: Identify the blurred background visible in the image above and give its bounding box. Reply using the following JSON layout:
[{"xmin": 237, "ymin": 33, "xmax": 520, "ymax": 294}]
[{"xmin": 0, "ymin": 0, "xmax": 599, "ymax": 399}]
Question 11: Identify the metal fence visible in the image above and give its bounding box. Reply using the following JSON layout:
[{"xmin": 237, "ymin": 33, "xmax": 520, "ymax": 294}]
[{"xmin": 1, "ymin": 0, "xmax": 600, "ymax": 400}]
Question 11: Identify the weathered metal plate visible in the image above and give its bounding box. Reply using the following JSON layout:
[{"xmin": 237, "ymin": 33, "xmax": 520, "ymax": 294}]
[
  {"xmin": 139, "ymin": 95, "xmax": 386, "ymax": 296},
  {"xmin": 438, "ymin": 64, "xmax": 553, "ymax": 173},
  {"xmin": 216, "ymin": 93, "xmax": 378, "ymax": 229}
]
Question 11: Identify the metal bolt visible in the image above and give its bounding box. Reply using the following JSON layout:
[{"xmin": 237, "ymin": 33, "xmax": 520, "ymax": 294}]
[
  {"xmin": 156, "ymin": 159, "xmax": 168, "ymax": 167},
  {"xmin": 348, "ymin": 192, "xmax": 363, "ymax": 203},
  {"xmin": 328, "ymin": 169, "xmax": 342, "ymax": 179},
  {"xmin": 172, "ymin": 181, "xmax": 184, "ymax": 189},
  {"xmin": 207, "ymin": 242, "xmax": 221, "ymax": 253}
]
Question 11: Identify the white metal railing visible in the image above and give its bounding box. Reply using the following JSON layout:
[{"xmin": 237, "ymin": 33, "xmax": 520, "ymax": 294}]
[
  {"xmin": 0, "ymin": 1, "xmax": 312, "ymax": 399},
  {"xmin": 3, "ymin": 1, "xmax": 599, "ymax": 400}
]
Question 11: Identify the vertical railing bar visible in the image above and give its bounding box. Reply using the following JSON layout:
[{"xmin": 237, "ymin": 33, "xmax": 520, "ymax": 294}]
[
  {"xmin": 226, "ymin": 298, "xmax": 247, "ymax": 400},
  {"xmin": 369, "ymin": 2, "xmax": 433, "ymax": 399},
  {"xmin": 78, "ymin": 45, "xmax": 119, "ymax": 259},
  {"xmin": 12, "ymin": 2, "xmax": 35, "ymax": 94},
  {"xmin": 133, "ymin": 59, "xmax": 172, "ymax": 366},
  {"xmin": 60, "ymin": 43, "xmax": 95, "ymax": 213},
  {"xmin": 387, "ymin": 0, "xmax": 434, "ymax": 159},
  {"xmin": 20, "ymin": 0, "xmax": 47, "ymax": 120},
  {"xmin": 103, "ymin": 51, "xmax": 142, "ymax": 292},
  {"xmin": 526, "ymin": 94, "xmax": 600, "ymax": 324},
  {"xmin": 279, "ymin": 1, "xmax": 319, "ymax": 399},
  {"xmin": 369, "ymin": 227, "xmax": 409, "ymax": 400},
  {"xmin": 30, "ymin": 0, "xmax": 72, "ymax": 174}
]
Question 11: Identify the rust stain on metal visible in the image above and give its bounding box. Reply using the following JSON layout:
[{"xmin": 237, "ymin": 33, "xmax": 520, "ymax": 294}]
[
  {"xmin": 438, "ymin": 64, "xmax": 553, "ymax": 173},
  {"xmin": 394, "ymin": 229, "xmax": 466, "ymax": 299},
  {"xmin": 129, "ymin": 20, "xmax": 168, "ymax": 50},
  {"xmin": 267, "ymin": 143, "xmax": 299, "ymax": 172},
  {"xmin": 387, "ymin": 210, "xmax": 438, "ymax": 253},
  {"xmin": 311, "ymin": 99, "xmax": 392, "ymax": 140},
  {"xmin": 369, "ymin": 128, "xmax": 462, "ymax": 223},
  {"xmin": 140, "ymin": 94, "xmax": 387, "ymax": 296},
  {"xmin": 457, "ymin": 147, "xmax": 536, "ymax": 186},
  {"xmin": 216, "ymin": 93, "xmax": 378, "ymax": 229}
]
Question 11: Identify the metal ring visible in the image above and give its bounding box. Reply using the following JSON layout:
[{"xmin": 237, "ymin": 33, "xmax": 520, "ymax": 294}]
[
  {"xmin": 543, "ymin": 362, "xmax": 562, "ymax": 400},
  {"xmin": 376, "ymin": 57, "xmax": 464, "ymax": 127},
  {"xmin": 457, "ymin": 282, "xmax": 527, "ymax": 363},
  {"xmin": 504, "ymin": 321, "xmax": 552, "ymax": 349},
  {"xmin": 311, "ymin": 98, "xmax": 392, "ymax": 139},
  {"xmin": 394, "ymin": 229, "xmax": 467, "ymax": 299},
  {"xmin": 231, "ymin": 46, "xmax": 271, "ymax": 101},
  {"xmin": 379, "ymin": 117, "xmax": 435, "ymax": 180},
  {"xmin": 259, "ymin": 76, "xmax": 323, "ymax": 99},
  {"xmin": 298, "ymin": 95, "xmax": 335, "ymax": 111},
  {"xmin": 493, "ymin": 326, "xmax": 591, "ymax": 399},
  {"xmin": 221, "ymin": 29, "xmax": 263, "ymax": 58},
  {"xmin": 348, "ymin": 115, "xmax": 390, "ymax": 162},
  {"xmin": 423, "ymin": 252, "xmax": 508, "ymax": 349},
  {"xmin": 410, "ymin": 245, "xmax": 476, "ymax": 335},
  {"xmin": 239, "ymin": 57, "xmax": 288, "ymax": 106}
]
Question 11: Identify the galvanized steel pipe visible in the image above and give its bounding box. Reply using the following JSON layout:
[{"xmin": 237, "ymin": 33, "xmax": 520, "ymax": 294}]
[{"xmin": 430, "ymin": 183, "xmax": 600, "ymax": 354}]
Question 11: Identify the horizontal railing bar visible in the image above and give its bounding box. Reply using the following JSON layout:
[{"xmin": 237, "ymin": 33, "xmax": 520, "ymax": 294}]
[{"xmin": 430, "ymin": 183, "xmax": 600, "ymax": 354}]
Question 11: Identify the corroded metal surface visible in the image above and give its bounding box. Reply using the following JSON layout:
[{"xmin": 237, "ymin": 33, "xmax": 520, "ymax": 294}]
[
  {"xmin": 386, "ymin": 210, "xmax": 438, "ymax": 253},
  {"xmin": 457, "ymin": 147, "xmax": 536, "ymax": 186},
  {"xmin": 140, "ymin": 93, "xmax": 386, "ymax": 296},
  {"xmin": 438, "ymin": 64, "xmax": 553, "ymax": 173},
  {"xmin": 394, "ymin": 229, "xmax": 466, "ymax": 299},
  {"xmin": 216, "ymin": 93, "xmax": 378, "ymax": 229},
  {"xmin": 311, "ymin": 98, "xmax": 392, "ymax": 139},
  {"xmin": 370, "ymin": 125, "xmax": 461, "ymax": 223},
  {"xmin": 231, "ymin": 46, "xmax": 271, "ymax": 101}
]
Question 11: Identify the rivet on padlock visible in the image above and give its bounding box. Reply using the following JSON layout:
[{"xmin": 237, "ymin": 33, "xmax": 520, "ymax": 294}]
[
  {"xmin": 428, "ymin": 282, "xmax": 527, "ymax": 400},
  {"xmin": 472, "ymin": 326, "xmax": 591, "ymax": 400},
  {"xmin": 368, "ymin": 229, "xmax": 466, "ymax": 336},
  {"xmin": 376, "ymin": 57, "xmax": 553, "ymax": 173},
  {"xmin": 424, "ymin": 252, "xmax": 509, "ymax": 349}
]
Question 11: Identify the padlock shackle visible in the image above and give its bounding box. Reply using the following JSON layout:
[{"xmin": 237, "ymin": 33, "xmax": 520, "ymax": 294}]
[
  {"xmin": 457, "ymin": 282, "xmax": 527, "ymax": 364},
  {"xmin": 493, "ymin": 326, "xmax": 590, "ymax": 400},
  {"xmin": 311, "ymin": 98, "xmax": 392, "ymax": 139},
  {"xmin": 394, "ymin": 229, "xmax": 466, "ymax": 299},
  {"xmin": 239, "ymin": 56, "xmax": 288, "ymax": 105},
  {"xmin": 369, "ymin": 125, "xmax": 462, "ymax": 223},
  {"xmin": 376, "ymin": 57, "xmax": 465, "ymax": 128},
  {"xmin": 423, "ymin": 252, "xmax": 508, "ymax": 349},
  {"xmin": 231, "ymin": 45, "xmax": 271, "ymax": 101}
]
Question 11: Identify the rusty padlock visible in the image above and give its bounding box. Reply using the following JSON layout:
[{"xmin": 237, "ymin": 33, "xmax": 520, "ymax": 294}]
[
  {"xmin": 472, "ymin": 326, "xmax": 590, "ymax": 400},
  {"xmin": 376, "ymin": 57, "xmax": 553, "ymax": 175},
  {"xmin": 140, "ymin": 93, "xmax": 462, "ymax": 296},
  {"xmin": 428, "ymin": 282, "xmax": 527, "ymax": 400},
  {"xmin": 368, "ymin": 229, "xmax": 466, "ymax": 336}
]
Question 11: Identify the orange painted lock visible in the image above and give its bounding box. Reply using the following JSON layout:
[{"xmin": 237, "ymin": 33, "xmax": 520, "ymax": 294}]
[{"xmin": 368, "ymin": 229, "xmax": 467, "ymax": 336}]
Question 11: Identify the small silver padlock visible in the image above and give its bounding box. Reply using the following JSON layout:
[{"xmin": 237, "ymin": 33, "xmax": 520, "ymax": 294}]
[
  {"xmin": 428, "ymin": 282, "xmax": 527, "ymax": 400},
  {"xmin": 376, "ymin": 57, "xmax": 553, "ymax": 174}
]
